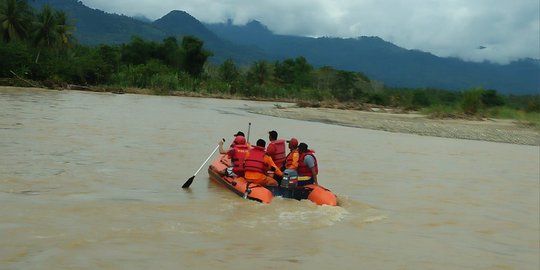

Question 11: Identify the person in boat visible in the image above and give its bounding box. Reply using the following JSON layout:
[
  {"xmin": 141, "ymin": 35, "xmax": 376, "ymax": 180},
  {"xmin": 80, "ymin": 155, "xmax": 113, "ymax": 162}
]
[
  {"xmin": 297, "ymin": 142, "xmax": 318, "ymax": 186},
  {"xmin": 243, "ymin": 139, "xmax": 283, "ymax": 186},
  {"xmin": 266, "ymin": 130, "xmax": 286, "ymax": 168},
  {"xmin": 218, "ymin": 132, "xmax": 249, "ymax": 177},
  {"xmin": 227, "ymin": 131, "xmax": 245, "ymax": 147},
  {"xmin": 283, "ymin": 137, "xmax": 300, "ymax": 173}
]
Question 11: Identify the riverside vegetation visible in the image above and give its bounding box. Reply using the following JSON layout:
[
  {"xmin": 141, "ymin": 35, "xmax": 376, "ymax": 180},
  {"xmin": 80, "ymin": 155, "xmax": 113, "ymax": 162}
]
[{"xmin": 1, "ymin": 0, "xmax": 539, "ymax": 128}]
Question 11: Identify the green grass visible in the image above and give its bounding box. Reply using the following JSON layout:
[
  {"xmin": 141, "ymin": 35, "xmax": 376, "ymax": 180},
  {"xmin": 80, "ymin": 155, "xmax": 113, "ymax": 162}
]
[
  {"xmin": 486, "ymin": 107, "xmax": 540, "ymax": 129},
  {"xmin": 420, "ymin": 104, "xmax": 463, "ymax": 118},
  {"xmin": 420, "ymin": 104, "xmax": 540, "ymax": 129}
]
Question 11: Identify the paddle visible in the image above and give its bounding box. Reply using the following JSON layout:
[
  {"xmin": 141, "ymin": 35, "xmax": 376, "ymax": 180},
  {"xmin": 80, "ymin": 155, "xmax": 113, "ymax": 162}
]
[
  {"xmin": 182, "ymin": 139, "xmax": 225, "ymax": 189},
  {"xmin": 247, "ymin": 122, "xmax": 251, "ymax": 143}
]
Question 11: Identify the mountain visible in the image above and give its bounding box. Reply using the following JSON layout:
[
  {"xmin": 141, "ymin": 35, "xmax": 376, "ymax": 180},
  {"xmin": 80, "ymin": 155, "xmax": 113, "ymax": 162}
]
[
  {"xmin": 207, "ymin": 21, "xmax": 540, "ymax": 94},
  {"xmin": 152, "ymin": 11, "xmax": 266, "ymax": 63},
  {"xmin": 31, "ymin": 0, "xmax": 165, "ymax": 45},
  {"xmin": 30, "ymin": 0, "xmax": 540, "ymax": 94}
]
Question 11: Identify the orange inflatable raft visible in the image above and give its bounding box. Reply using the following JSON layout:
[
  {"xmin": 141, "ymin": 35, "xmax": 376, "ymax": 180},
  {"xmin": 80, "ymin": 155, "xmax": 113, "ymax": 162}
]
[{"xmin": 208, "ymin": 154, "xmax": 338, "ymax": 206}]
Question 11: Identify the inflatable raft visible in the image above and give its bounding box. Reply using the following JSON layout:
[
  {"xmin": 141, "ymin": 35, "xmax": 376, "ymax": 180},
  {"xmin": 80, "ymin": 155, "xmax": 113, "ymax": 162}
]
[{"xmin": 208, "ymin": 154, "xmax": 338, "ymax": 206}]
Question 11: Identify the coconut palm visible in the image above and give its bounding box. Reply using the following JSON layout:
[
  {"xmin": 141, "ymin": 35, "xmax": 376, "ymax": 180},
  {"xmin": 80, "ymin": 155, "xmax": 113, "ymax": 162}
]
[
  {"xmin": 31, "ymin": 4, "xmax": 74, "ymax": 62},
  {"xmin": 0, "ymin": 0, "xmax": 33, "ymax": 42},
  {"xmin": 32, "ymin": 4, "xmax": 58, "ymax": 48},
  {"xmin": 54, "ymin": 9, "xmax": 74, "ymax": 48}
]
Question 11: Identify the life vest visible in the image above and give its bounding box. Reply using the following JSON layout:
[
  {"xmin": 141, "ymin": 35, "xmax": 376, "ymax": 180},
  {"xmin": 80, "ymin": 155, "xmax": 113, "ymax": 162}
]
[
  {"xmin": 268, "ymin": 139, "xmax": 286, "ymax": 166},
  {"xmin": 231, "ymin": 144, "xmax": 249, "ymax": 175},
  {"xmin": 298, "ymin": 150, "xmax": 318, "ymax": 177},
  {"xmin": 243, "ymin": 146, "xmax": 267, "ymax": 174},
  {"xmin": 285, "ymin": 149, "xmax": 299, "ymax": 169}
]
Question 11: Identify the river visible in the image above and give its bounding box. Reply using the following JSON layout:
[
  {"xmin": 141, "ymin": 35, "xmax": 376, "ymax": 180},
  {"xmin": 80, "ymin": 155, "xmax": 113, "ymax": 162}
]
[{"xmin": 1, "ymin": 87, "xmax": 539, "ymax": 269}]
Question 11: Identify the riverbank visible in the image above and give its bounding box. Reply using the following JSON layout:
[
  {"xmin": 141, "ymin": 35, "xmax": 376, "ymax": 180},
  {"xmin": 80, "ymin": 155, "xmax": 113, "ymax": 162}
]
[
  {"xmin": 2, "ymin": 86, "xmax": 538, "ymax": 146},
  {"xmin": 250, "ymin": 105, "xmax": 540, "ymax": 146}
]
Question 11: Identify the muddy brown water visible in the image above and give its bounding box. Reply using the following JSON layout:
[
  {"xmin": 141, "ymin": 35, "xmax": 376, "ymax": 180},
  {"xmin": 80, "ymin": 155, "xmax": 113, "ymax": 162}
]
[{"xmin": 1, "ymin": 87, "xmax": 538, "ymax": 269}]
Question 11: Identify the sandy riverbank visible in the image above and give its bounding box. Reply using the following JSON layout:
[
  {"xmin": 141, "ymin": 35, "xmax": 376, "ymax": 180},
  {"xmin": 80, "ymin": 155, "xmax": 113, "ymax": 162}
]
[{"xmin": 250, "ymin": 106, "xmax": 540, "ymax": 146}]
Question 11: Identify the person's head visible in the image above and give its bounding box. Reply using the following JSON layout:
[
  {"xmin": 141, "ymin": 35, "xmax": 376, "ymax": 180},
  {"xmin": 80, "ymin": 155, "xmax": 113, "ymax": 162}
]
[
  {"xmin": 298, "ymin": 142, "xmax": 308, "ymax": 153},
  {"xmin": 256, "ymin": 139, "xmax": 266, "ymax": 148},
  {"xmin": 233, "ymin": 131, "xmax": 245, "ymax": 137},
  {"xmin": 287, "ymin": 138, "xmax": 298, "ymax": 149},
  {"xmin": 268, "ymin": 130, "xmax": 278, "ymax": 141},
  {"xmin": 233, "ymin": 135, "xmax": 246, "ymax": 145}
]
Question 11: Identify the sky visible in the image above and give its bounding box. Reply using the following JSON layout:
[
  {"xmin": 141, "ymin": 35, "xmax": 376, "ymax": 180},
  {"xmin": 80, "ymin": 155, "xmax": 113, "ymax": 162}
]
[{"xmin": 80, "ymin": 0, "xmax": 540, "ymax": 64}]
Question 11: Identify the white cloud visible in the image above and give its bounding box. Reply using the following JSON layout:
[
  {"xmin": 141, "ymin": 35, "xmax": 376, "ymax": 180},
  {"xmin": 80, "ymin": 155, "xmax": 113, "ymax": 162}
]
[{"xmin": 81, "ymin": 0, "xmax": 540, "ymax": 64}]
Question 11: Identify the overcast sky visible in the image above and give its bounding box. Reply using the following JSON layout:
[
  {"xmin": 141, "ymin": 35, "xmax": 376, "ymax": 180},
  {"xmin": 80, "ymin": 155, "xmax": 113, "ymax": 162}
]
[{"xmin": 80, "ymin": 0, "xmax": 539, "ymax": 64}]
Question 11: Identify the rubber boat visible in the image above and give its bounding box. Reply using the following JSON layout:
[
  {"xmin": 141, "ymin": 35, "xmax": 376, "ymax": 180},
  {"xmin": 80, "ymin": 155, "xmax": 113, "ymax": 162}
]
[{"xmin": 208, "ymin": 154, "xmax": 338, "ymax": 206}]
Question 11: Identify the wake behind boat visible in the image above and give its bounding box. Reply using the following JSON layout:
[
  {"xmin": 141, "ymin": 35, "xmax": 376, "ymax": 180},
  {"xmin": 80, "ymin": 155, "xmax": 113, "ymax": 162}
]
[{"xmin": 208, "ymin": 154, "xmax": 338, "ymax": 206}]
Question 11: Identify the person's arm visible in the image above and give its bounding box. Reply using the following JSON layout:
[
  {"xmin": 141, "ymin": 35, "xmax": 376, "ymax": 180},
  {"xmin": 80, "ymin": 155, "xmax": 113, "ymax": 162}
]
[
  {"xmin": 265, "ymin": 155, "xmax": 283, "ymax": 177},
  {"xmin": 218, "ymin": 140, "xmax": 227, "ymax": 154},
  {"xmin": 291, "ymin": 152, "xmax": 299, "ymax": 169},
  {"xmin": 311, "ymin": 167, "xmax": 318, "ymax": 185},
  {"xmin": 304, "ymin": 155, "xmax": 317, "ymax": 184}
]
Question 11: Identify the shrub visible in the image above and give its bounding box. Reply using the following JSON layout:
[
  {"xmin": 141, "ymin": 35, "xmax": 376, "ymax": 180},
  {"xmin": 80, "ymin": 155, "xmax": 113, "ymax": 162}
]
[{"xmin": 460, "ymin": 88, "xmax": 484, "ymax": 114}]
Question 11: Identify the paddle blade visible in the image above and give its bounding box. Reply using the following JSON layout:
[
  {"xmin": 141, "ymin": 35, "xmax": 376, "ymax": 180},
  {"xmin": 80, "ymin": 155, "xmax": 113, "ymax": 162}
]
[{"xmin": 182, "ymin": 176, "xmax": 195, "ymax": 189}]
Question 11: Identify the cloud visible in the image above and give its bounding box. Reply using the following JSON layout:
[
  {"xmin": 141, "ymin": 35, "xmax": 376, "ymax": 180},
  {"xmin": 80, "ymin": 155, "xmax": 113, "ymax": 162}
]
[{"xmin": 81, "ymin": 0, "xmax": 540, "ymax": 64}]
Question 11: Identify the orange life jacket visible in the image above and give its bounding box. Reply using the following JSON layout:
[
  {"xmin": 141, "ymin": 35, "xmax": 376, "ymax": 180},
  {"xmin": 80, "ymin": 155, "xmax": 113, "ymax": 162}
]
[
  {"xmin": 298, "ymin": 150, "xmax": 318, "ymax": 176},
  {"xmin": 243, "ymin": 146, "xmax": 267, "ymax": 174},
  {"xmin": 268, "ymin": 139, "xmax": 286, "ymax": 166},
  {"xmin": 285, "ymin": 149, "xmax": 299, "ymax": 169},
  {"xmin": 231, "ymin": 144, "xmax": 249, "ymax": 175}
]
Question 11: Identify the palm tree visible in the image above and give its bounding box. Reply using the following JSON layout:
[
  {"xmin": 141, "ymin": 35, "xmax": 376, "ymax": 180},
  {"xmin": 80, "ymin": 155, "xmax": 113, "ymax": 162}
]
[
  {"xmin": 54, "ymin": 9, "xmax": 74, "ymax": 49},
  {"xmin": 32, "ymin": 4, "xmax": 57, "ymax": 48},
  {"xmin": 31, "ymin": 4, "xmax": 74, "ymax": 62},
  {"xmin": 0, "ymin": 0, "xmax": 33, "ymax": 42}
]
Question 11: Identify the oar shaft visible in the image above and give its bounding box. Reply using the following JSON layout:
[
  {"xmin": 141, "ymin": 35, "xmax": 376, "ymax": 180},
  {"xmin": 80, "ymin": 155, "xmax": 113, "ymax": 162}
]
[{"xmin": 193, "ymin": 144, "xmax": 220, "ymax": 176}]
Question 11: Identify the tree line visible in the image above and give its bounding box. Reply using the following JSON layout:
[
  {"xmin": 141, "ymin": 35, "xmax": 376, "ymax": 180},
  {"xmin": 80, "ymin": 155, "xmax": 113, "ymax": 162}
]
[{"xmin": 1, "ymin": 0, "xmax": 539, "ymax": 124}]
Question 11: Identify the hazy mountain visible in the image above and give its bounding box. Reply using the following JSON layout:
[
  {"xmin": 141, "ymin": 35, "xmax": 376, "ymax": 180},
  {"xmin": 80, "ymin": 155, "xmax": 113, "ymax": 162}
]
[
  {"xmin": 31, "ymin": 0, "xmax": 165, "ymax": 45},
  {"xmin": 152, "ymin": 11, "xmax": 266, "ymax": 63},
  {"xmin": 30, "ymin": 0, "xmax": 540, "ymax": 94},
  {"xmin": 207, "ymin": 21, "xmax": 540, "ymax": 94}
]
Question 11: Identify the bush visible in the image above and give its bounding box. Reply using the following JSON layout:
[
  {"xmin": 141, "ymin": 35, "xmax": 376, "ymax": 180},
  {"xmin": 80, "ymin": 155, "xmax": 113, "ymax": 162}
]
[
  {"xmin": 0, "ymin": 42, "xmax": 34, "ymax": 77},
  {"xmin": 460, "ymin": 88, "xmax": 484, "ymax": 114},
  {"xmin": 526, "ymin": 96, "xmax": 540, "ymax": 112},
  {"xmin": 481, "ymin": 89, "xmax": 505, "ymax": 107},
  {"xmin": 411, "ymin": 90, "xmax": 431, "ymax": 108},
  {"xmin": 367, "ymin": 93, "xmax": 388, "ymax": 106}
]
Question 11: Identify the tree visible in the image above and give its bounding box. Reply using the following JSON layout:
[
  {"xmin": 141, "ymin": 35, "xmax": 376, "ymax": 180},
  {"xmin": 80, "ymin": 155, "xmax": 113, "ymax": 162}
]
[
  {"xmin": 411, "ymin": 90, "xmax": 431, "ymax": 108},
  {"xmin": 274, "ymin": 57, "xmax": 313, "ymax": 88},
  {"xmin": 158, "ymin": 36, "xmax": 180, "ymax": 69},
  {"xmin": 481, "ymin": 89, "xmax": 504, "ymax": 107},
  {"xmin": 292, "ymin": 56, "xmax": 313, "ymax": 88},
  {"xmin": 218, "ymin": 58, "xmax": 239, "ymax": 83},
  {"xmin": 0, "ymin": 40, "xmax": 33, "ymax": 76},
  {"xmin": 53, "ymin": 9, "xmax": 74, "ymax": 49},
  {"xmin": 0, "ymin": 0, "xmax": 33, "ymax": 42},
  {"xmin": 180, "ymin": 35, "xmax": 212, "ymax": 77},
  {"xmin": 121, "ymin": 36, "xmax": 156, "ymax": 65},
  {"xmin": 247, "ymin": 60, "xmax": 270, "ymax": 85},
  {"xmin": 274, "ymin": 58, "xmax": 295, "ymax": 84},
  {"xmin": 31, "ymin": 4, "xmax": 74, "ymax": 62},
  {"xmin": 332, "ymin": 71, "xmax": 357, "ymax": 102}
]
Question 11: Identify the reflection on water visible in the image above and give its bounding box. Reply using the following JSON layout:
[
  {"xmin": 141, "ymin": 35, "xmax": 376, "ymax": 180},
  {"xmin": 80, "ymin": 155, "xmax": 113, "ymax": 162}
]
[{"xmin": 1, "ymin": 87, "xmax": 538, "ymax": 269}]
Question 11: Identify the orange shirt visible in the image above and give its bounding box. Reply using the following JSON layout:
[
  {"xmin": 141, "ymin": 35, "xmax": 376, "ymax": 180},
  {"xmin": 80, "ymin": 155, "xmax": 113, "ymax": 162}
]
[{"xmin": 244, "ymin": 155, "xmax": 283, "ymax": 181}]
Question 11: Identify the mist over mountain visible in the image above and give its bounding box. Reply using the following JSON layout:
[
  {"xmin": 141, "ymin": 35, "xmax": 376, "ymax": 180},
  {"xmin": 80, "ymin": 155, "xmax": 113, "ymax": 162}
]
[{"xmin": 31, "ymin": 0, "xmax": 540, "ymax": 94}]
